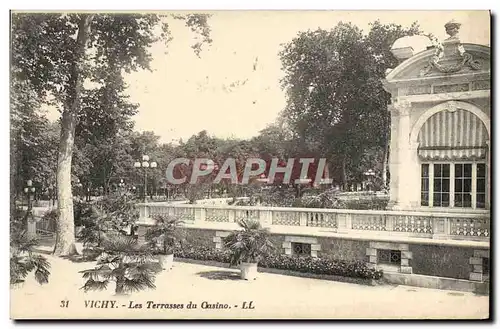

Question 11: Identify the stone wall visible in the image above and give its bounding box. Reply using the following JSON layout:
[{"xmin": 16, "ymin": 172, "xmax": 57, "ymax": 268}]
[
  {"xmin": 317, "ymin": 237, "xmax": 369, "ymax": 261},
  {"xmin": 177, "ymin": 226, "xmax": 488, "ymax": 283},
  {"xmin": 179, "ymin": 227, "xmax": 216, "ymax": 248}
]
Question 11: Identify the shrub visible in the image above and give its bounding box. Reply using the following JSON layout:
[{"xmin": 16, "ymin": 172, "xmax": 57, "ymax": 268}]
[
  {"xmin": 77, "ymin": 193, "xmax": 138, "ymax": 248},
  {"xmin": 73, "ymin": 202, "xmax": 92, "ymax": 227},
  {"xmin": 174, "ymin": 244, "xmax": 382, "ymax": 280},
  {"xmin": 174, "ymin": 244, "xmax": 232, "ymax": 263},
  {"xmin": 342, "ymin": 198, "xmax": 389, "ymax": 210},
  {"xmin": 259, "ymin": 254, "xmax": 383, "ymax": 280},
  {"xmin": 10, "ymin": 210, "xmax": 50, "ymax": 285}
]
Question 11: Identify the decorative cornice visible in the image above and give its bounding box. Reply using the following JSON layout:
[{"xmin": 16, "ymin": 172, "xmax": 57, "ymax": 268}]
[{"xmin": 398, "ymin": 89, "xmax": 490, "ymax": 104}]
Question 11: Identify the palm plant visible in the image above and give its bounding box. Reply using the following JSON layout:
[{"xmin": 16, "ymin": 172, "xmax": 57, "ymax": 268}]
[
  {"xmin": 10, "ymin": 224, "xmax": 51, "ymax": 286},
  {"xmin": 79, "ymin": 235, "xmax": 158, "ymax": 295},
  {"xmin": 145, "ymin": 215, "xmax": 184, "ymax": 270},
  {"xmin": 145, "ymin": 215, "xmax": 184, "ymax": 255},
  {"xmin": 223, "ymin": 219, "xmax": 274, "ymax": 266}
]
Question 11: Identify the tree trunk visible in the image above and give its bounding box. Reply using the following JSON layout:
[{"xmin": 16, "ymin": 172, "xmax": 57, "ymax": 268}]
[
  {"xmin": 382, "ymin": 115, "xmax": 390, "ymax": 189},
  {"xmin": 340, "ymin": 155, "xmax": 347, "ymax": 188},
  {"xmin": 115, "ymin": 276, "xmax": 125, "ymax": 295},
  {"xmin": 382, "ymin": 141, "xmax": 389, "ymax": 189},
  {"xmin": 53, "ymin": 15, "xmax": 93, "ymax": 256}
]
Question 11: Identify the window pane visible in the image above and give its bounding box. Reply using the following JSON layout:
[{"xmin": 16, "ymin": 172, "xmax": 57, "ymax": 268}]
[
  {"xmin": 443, "ymin": 164, "xmax": 450, "ymax": 177},
  {"xmin": 455, "ymin": 194, "xmax": 463, "ymax": 207},
  {"xmin": 422, "ymin": 164, "xmax": 429, "ymax": 178},
  {"xmin": 477, "ymin": 164, "xmax": 486, "ymax": 178},
  {"xmin": 421, "ymin": 193, "xmax": 429, "ymax": 206},
  {"xmin": 463, "ymin": 193, "xmax": 471, "ymax": 207},
  {"xmin": 421, "ymin": 178, "xmax": 429, "ymax": 191},
  {"xmin": 434, "ymin": 179, "xmax": 442, "ymax": 191},
  {"xmin": 433, "ymin": 193, "xmax": 441, "ymax": 207},
  {"xmin": 464, "ymin": 179, "xmax": 472, "ymax": 192},
  {"xmin": 477, "ymin": 193, "xmax": 486, "ymax": 209},
  {"xmin": 455, "ymin": 164, "xmax": 463, "ymax": 177},
  {"xmin": 477, "ymin": 178, "xmax": 486, "ymax": 193},
  {"xmin": 455, "ymin": 179, "xmax": 463, "ymax": 192},
  {"xmin": 434, "ymin": 164, "xmax": 442, "ymax": 176},
  {"xmin": 442, "ymin": 193, "xmax": 450, "ymax": 206},
  {"xmin": 442, "ymin": 179, "xmax": 450, "ymax": 192},
  {"xmin": 464, "ymin": 164, "xmax": 472, "ymax": 177}
]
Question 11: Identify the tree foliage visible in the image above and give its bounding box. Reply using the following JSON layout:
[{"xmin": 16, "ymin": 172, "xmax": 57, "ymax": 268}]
[
  {"xmin": 279, "ymin": 20, "xmax": 422, "ymax": 185},
  {"xmin": 11, "ymin": 12, "xmax": 212, "ymax": 255}
]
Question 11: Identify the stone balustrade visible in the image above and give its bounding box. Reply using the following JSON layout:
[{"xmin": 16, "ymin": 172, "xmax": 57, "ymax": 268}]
[{"xmin": 136, "ymin": 202, "xmax": 490, "ymax": 241}]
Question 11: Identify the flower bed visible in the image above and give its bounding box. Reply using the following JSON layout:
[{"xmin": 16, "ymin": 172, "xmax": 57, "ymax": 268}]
[{"xmin": 174, "ymin": 244, "xmax": 383, "ymax": 280}]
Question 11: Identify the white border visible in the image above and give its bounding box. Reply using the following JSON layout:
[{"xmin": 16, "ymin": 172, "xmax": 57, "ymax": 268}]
[{"xmin": 1, "ymin": 1, "xmax": 497, "ymax": 328}]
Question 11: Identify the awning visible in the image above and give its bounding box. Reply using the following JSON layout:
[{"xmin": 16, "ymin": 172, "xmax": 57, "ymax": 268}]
[{"xmin": 417, "ymin": 108, "xmax": 488, "ymax": 160}]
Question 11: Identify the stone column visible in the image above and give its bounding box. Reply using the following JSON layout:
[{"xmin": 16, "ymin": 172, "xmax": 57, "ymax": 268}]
[
  {"xmin": 387, "ymin": 105, "xmax": 399, "ymax": 208},
  {"xmin": 388, "ymin": 100, "xmax": 415, "ymax": 210}
]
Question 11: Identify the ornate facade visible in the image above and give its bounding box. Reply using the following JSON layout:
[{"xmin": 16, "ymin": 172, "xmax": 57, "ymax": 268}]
[{"xmin": 383, "ymin": 21, "xmax": 490, "ymax": 212}]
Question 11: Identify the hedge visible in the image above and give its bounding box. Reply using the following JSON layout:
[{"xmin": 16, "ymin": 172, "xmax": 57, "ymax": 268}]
[{"xmin": 174, "ymin": 244, "xmax": 383, "ymax": 280}]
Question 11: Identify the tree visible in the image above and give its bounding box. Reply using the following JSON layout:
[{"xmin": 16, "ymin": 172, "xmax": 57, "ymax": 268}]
[
  {"xmin": 11, "ymin": 13, "xmax": 212, "ymax": 256},
  {"xmin": 279, "ymin": 21, "xmax": 422, "ymax": 187},
  {"xmin": 10, "ymin": 78, "xmax": 58, "ymax": 201}
]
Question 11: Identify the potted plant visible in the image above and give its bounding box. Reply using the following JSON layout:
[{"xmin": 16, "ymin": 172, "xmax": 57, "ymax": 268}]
[
  {"xmin": 223, "ymin": 219, "xmax": 274, "ymax": 280},
  {"xmin": 145, "ymin": 215, "xmax": 184, "ymax": 271}
]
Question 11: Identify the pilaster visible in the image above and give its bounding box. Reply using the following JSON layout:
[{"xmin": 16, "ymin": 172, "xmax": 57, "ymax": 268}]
[{"xmin": 388, "ymin": 100, "xmax": 414, "ymax": 210}]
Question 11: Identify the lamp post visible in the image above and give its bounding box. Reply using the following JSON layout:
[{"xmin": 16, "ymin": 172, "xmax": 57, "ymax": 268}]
[
  {"xmin": 364, "ymin": 169, "xmax": 376, "ymax": 192},
  {"xmin": 23, "ymin": 180, "xmax": 36, "ymax": 214},
  {"xmin": 134, "ymin": 155, "xmax": 157, "ymax": 202},
  {"xmin": 255, "ymin": 173, "xmax": 269, "ymax": 204},
  {"xmin": 118, "ymin": 179, "xmax": 125, "ymax": 194},
  {"xmin": 74, "ymin": 178, "xmax": 83, "ymax": 200},
  {"xmin": 295, "ymin": 177, "xmax": 312, "ymax": 198},
  {"xmin": 47, "ymin": 184, "xmax": 56, "ymax": 207}
]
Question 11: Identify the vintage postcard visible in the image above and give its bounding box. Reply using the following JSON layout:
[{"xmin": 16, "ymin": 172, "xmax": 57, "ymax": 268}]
[{"xmin": 9, "ymin": 10, "xmax": 491, "ymax": 320}]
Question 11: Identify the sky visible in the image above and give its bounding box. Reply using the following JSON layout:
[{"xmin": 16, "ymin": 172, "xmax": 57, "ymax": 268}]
[{"xmin": 46, "ymin": 10, "xmax": 491, "ymax": 144}]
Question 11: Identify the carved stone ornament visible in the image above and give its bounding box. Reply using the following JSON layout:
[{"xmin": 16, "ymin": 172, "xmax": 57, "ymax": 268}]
[
  {"xmin": 443, "ymin": 101, "xmax": 459, "ymax": 113},
  {"xmin": 389, "ymin": 100, "xmax": 412, "ymax": 115},
  {"xmin": 420, "ymin": 21, "xmax": 482, "ymax": 76}
]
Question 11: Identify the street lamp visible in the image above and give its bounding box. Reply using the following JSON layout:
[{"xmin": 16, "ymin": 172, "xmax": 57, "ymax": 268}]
[
  {"xmin": 294, "ymin": 176, "xmax": 312, "ymax": 198},
  {"xmin": 23, "ymin": 180, "xmax": 36, "ymax": 214},
  {"xmin": 364, "ymin": 169, "xmax": 376, "ymax": 192},
  {"xmin": 118, "ymin": 179, "xmax": 125, "ymax": 194},
  {"xmin": 134, "ymin": 155, "xmax": 157, "ymax": 202},
  {"xmin": 74, "ymin": 178, "xmax": 83, "ymax": 200}
]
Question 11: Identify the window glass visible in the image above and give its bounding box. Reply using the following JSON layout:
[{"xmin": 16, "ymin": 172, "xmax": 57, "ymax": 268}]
[
  {"xmin": 454, "ymin": 163, "xmax": 473, "ymax": 208},
  {"xmin": 421, "ymin": 164, "xmax": 429, "ymax": 206},
  {"xmin": 433, "ymin": 164, "xmax": 450, "ymax": 207},
  {"xmin": 476, "ymin": 164, "xmax": 487, "ymax": 209}
]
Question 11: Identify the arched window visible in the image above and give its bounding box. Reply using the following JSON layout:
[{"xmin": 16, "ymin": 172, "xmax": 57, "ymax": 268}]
[{"xmin": 418, "ymin": 109, "xmax": 488, "ymax": 209}]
